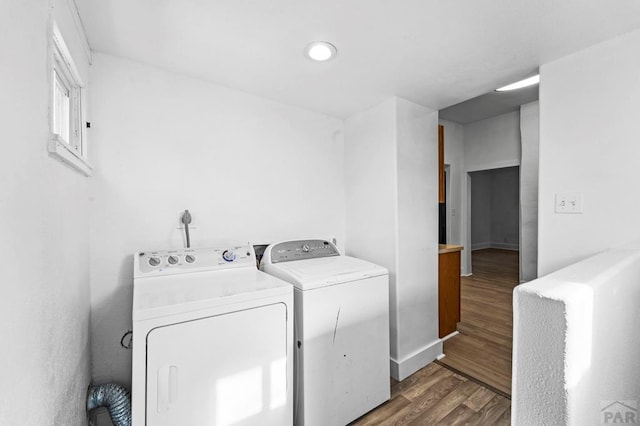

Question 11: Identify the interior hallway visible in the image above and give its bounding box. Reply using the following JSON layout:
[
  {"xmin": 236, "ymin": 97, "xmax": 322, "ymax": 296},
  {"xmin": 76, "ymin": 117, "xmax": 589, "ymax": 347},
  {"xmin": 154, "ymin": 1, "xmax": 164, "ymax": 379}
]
[{"xmin": 439, "ymin": 248, "xmax": 519, "ymax": 396}]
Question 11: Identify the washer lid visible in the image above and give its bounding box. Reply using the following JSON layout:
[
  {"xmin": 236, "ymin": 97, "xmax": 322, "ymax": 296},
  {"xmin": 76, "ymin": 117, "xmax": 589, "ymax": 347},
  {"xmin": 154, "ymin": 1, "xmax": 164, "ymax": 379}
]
[
  {"xmin": 261, "ymin": 255, "xmax": 388, "ymax": 291},
  {"xmin": 133, "ymin": 269, "xmax": 291, "ymax": 321}
]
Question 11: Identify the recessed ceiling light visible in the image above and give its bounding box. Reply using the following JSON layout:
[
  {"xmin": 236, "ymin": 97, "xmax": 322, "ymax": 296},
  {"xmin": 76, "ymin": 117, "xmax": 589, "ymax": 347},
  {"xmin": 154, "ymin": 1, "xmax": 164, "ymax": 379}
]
[
  {"xmin": 304, "ymin": 41, "xmax": 337, "ymax": 62},
  {"xmin": 495, "ymin": 74, "xmax": 540, "ymax": 92}
]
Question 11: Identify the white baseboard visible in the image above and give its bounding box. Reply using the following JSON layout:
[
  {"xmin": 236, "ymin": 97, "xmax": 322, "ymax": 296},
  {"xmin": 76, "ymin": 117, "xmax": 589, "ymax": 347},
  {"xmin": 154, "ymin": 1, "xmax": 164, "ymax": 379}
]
[
  {"xmin": 440, "ymin": 330, "xmax": 459, "ymax": 342},
  {"xmin": 471, "ymin": 241, "xmax": 491, "ymax": 251},
  {"xmin": 472, "ymin": 242, "xmax": 519, "ymax": 251},
  {"xmin": 390, "ymin": 339, "xmax": 443, "ymax": 381},
  {"xmin": 491, "ymin": 242, "xmax": 519, "ymax": 251}
]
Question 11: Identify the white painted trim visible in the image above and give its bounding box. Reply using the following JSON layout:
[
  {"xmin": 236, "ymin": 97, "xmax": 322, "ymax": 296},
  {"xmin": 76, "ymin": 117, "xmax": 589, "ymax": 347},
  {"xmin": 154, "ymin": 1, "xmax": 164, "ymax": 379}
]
[
  {"xmin": 65, "ymin": 0, "xmax": 92, "ymax": 64},
  {"xmin": 491, "ymin": 242, "xmax": 520, "ymax": 250},
  {"xmin": 48, "ymin": 134, "xmax": 93, "ymax": 176},
  {"xmin": 440, "ymin": 330, "xmax": 459, "ymax": 342},
  {"xmin": 463, "ymin": 163, "xmax": 522, "ymax": 274},
  {"xmin": 465, "ymin": 159, "xmax": 520, "ymax": 173},
  {"xmin": 50, "ymin": 19, "xmax": 89, "ymax": 164},
  {"xmin": 471, "ymin": 242, "xmax": 520, "ymax": 251},
  {"xmin": 52, "ymin": 22, "xmax": 84, "ymax": 87},
  {"xmin": 390, "ymin": 339, "xmax": 443, "ymax": 381},
  {"xmin": 472, "ymin": 241, "xmax": 491, "ymax": 251}
]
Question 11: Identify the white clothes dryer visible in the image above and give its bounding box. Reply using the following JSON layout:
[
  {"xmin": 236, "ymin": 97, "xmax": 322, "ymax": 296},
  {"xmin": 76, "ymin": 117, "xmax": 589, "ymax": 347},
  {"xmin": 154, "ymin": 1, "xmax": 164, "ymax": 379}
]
[
  {"xmin": 260, "ymin": 239, "xmax": 390, "ymax": 426},
  {"xmin": 132, "ymin": 245, "xmax": 293, "ymax": 426}
]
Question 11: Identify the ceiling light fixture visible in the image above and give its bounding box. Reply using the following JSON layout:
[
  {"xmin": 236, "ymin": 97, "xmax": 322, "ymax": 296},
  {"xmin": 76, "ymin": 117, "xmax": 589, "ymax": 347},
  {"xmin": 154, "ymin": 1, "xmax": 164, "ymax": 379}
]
[
  {"xmin": 304, "ymin": 41, "xmax": 337, "ymax": 62},
  {"xmin": 495, "ymin": 74, "xmax": 540, "ymax": 92}
]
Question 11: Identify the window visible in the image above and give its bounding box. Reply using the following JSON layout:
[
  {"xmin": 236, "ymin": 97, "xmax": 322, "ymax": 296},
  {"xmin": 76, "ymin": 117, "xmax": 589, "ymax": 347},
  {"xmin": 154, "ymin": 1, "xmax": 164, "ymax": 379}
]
[{"xmin": 48, "ymin": 22, "xmax": 92, "ymax": 176}]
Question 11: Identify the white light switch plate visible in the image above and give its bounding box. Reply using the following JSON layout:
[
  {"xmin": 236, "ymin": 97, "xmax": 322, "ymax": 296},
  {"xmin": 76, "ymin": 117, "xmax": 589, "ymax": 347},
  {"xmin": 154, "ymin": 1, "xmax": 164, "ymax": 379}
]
[{"xmin": 555, "ymin": 192, "xmax": 583, "ymax": 214}]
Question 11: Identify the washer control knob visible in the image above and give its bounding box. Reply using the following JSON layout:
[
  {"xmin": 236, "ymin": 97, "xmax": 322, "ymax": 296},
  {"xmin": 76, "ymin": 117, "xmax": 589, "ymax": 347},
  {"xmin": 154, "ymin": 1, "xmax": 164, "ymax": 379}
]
[
  {"xmin": 167, "ymin": 255, "xmax": 179, "ymax": 265},
  {"xmin": 185, "ymin": 254, "xmax": 196, "ymax": 264},
  {"xmin": 222, "ymin": 250, "xmax": 236, "ymax": 262},
  {"xmin": 302, "ymin": 244, "xmax": 310, "ymax": 252},
  {"xmin": 148, "ymin": 256, "xmax": 161, "ymax": 267}
]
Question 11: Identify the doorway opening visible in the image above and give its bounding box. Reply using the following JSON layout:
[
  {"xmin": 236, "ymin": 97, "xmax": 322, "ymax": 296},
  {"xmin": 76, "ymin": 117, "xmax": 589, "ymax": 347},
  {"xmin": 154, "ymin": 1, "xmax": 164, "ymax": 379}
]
[
  {"xmin": 470, "ymin": 167, "xmax": 519, "ymax": 252},
  {"xmin": 436, "ymin": 83, "xmax": 538, "ymax": 398}
]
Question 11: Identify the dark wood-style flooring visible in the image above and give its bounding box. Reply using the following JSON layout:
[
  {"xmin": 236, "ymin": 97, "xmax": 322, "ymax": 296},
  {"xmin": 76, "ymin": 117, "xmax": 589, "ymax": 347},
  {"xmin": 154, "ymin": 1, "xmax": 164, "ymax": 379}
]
[
  {"xmin": 438, "ymin": 248, "xmax": 519, "ymax": 396},
  {"xmin": 350, "ymin": 363, "xmax": 510, "ymax": 425}
]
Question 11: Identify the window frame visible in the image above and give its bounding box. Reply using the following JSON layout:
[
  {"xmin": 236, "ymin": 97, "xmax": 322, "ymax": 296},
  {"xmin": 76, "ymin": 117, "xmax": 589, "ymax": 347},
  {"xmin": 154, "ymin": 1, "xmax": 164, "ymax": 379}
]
[{"xmin": 48, "ymin": 21, "xmax": 92, "ymax": 176}]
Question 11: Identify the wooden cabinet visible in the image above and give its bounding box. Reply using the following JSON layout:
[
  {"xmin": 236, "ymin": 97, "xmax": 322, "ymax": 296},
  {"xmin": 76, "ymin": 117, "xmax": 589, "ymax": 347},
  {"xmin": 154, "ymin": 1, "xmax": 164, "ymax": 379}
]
[{"xmin": 438, "ymin": 245, "xmax": 463, "ymax": 338}]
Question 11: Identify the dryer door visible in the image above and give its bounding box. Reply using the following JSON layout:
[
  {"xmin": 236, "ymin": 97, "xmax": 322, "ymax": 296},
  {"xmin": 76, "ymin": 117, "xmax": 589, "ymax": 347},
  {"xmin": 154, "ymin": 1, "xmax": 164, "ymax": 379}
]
[{"xmin": 146, "ymin": 303, "xmax": 289, "ymax": 426}]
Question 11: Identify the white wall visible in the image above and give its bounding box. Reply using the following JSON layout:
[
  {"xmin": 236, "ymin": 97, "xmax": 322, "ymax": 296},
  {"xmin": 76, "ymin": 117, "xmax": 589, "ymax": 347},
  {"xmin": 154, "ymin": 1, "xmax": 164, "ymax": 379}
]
[
  {"xmin": 344, "ymin": 98, "xmax": 398, "ymax": 356},
  {"xmin": 463, "ymin": 111, "xmax": 521, "ymax": 173},
  {"xmin": 470, "ymin": 171, "xmax": 492, "ymax": 249},
  {"xmin": 520, "ymin": 101, "xmax": 539, "ymax": 282},
  {"xmin": 345, "ymin": 97, "xmax": 441, "ymax": 381},
  {"xmin": 470, "ymin": 167, "xmax": 520, "ymax": 250},
  {"xmin": 439, "ymin": 119, "xmax": 464, "ymax": 246},
  {"xmin": 395, "ymin": 98, "xmax": 440, "ymax": 377},
  {"xmin": 462, "ymin": 111, "xmax": 521, "ymax": 273},
  {"xmin": 0, "ymin": 1, "xmax": 91, "ymax": 424},
  {"xmin": 490, "ymin": 167, "xmax": 520, "ymax": 249},
  {"xmin": 89, "ymin": 53, "xmax": 345, "ymax": 396},
  {"xmin": 538, "ymin": 28, "xmax": 640, "ymax": 276},
  {"xmin": 513, "ymin": 245, "xmax": 640, "ymax": 425}
]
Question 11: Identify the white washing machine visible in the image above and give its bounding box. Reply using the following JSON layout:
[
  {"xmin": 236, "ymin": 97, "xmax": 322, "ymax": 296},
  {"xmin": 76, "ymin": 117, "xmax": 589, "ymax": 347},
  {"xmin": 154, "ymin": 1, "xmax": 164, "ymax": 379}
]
[
  {"xmin": 132, "ymin": 245, "xmax": 293, "ymax": 426},
  {"xmin": 260, "ymin": 239, "xmax": 390, "ymax": 426}
]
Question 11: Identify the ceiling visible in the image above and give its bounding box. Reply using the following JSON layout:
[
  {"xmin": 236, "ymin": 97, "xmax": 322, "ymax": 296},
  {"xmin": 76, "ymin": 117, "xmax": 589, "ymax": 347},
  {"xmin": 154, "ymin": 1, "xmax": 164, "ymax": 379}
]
[
  {"xmin": 78, "ymin": 0, "xmax": 640, "ymax": 119},
  {"xmin": 439, "ymin": 84, "xmax": 539, "ymax": 124}
]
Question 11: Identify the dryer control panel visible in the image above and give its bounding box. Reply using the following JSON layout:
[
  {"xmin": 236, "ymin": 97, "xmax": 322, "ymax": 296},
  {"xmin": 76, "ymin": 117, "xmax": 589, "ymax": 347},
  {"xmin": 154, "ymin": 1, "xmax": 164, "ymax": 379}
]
[
  {"xmin": 267, "ymin": 239, "xmax": 340, "ymax": 264},
  {"xmin": 135, "ymin": 245, "xmax": 256, "ymax": 277}
]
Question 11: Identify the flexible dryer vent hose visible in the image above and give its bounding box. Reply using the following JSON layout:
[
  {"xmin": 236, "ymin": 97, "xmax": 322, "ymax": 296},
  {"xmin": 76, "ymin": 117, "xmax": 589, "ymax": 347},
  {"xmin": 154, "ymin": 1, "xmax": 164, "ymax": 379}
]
[{"xmin": 87, "ymin": 383, "xmax": 132, "ymax": 426}]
